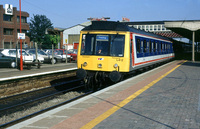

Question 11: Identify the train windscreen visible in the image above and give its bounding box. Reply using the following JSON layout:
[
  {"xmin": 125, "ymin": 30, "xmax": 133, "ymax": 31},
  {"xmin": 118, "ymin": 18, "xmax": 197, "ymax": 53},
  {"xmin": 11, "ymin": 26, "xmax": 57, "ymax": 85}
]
[{"xmin": 81, "ymin": 34, "xmax": 125, "ymax": 57}]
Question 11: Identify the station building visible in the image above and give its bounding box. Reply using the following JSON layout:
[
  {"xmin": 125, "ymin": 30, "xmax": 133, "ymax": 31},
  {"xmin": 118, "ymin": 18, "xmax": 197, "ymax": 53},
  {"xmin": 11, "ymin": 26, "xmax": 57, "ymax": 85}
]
[{"xmin": 0, "ymin": 4, "xmax": 30, "ymax": 49}]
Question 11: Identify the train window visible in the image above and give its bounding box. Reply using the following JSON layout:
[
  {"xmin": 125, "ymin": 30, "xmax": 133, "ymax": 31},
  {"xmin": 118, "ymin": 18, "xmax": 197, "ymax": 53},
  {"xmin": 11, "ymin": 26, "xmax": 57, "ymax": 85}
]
[
  {"xmin": 136, "ymin": 39, "xmax": 141, "ymax": 53},
  {"xmin": 141, "ymin": 40, "xmax": 143, "ymax": 53},
  {"xmin": 143, "ymin": 40, "xmax": 147, "ymax": 53},
  {"xmin": 110, "ymin": 35, "xmax": 125, "ymax": 57},
  {"xmin": 163, "ymin": 43, "xmax": 165, "ymax": 52},
  {"xmin": 156, "ymin": 42, "xmax": 158, "ymax": 52},
  {"xmin": 147, "ymin": 41, "xmax": 149, "ymax": 53},
  {"xmin": 80, "ymin": 34, "xmax": 125, "ymax": 57},
  {"xmin": 96, "ymin": 35, "xmax": 110, "ymax": 55},
  {"xmin": 149, "ymin": 41, "xmax": 152, "ymax": 53},
  {"xmin": 166, "ymin": 44, "xmax": 169, "ymax": 52},
  {"xmin": 153, "ymin": 41, "xmax": 156, "ymax": 52},
  {"xmin": 81, "ymin": 34, "xmax": 95, "ymax": 55}
]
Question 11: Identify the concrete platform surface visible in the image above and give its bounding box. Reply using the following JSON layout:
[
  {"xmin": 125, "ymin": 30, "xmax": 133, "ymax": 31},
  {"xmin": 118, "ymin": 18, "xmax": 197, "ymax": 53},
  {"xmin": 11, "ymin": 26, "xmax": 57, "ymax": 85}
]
[{"xmin": 0, "ymin": 63, "xmax": 77, "ymax": 81}]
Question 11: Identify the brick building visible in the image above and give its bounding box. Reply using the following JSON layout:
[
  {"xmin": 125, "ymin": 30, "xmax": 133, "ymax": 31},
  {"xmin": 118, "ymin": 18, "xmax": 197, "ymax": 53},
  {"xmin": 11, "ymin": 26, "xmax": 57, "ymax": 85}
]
[{"xmin": 0, "ymin": 4, "xmax": 30, "ymax": 49}]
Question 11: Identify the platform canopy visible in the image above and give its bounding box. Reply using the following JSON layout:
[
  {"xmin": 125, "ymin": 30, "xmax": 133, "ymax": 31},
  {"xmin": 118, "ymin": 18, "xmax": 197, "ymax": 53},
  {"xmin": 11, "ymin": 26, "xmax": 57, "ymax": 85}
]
[
  {"xmin": 164, "ymin": 20, "xmax": 200, "ymax": 62},
  {"xmin": 164, "ymin": 20, "xmax": 200, "ymax": 42}
]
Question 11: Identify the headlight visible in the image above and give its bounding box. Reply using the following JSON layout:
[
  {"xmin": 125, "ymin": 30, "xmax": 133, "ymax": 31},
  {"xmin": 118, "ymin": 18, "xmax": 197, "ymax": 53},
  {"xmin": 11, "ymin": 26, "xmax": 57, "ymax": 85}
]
[
  {"xmin": 113, "ymin": 64, "xmax": 118, "ymax": 68},
  {"xmin": 83, "ymin": 62, "xmax": 87, "ymax": 67},
  {"xmin": 97, "ymin": 64, "xmax": 102, "ymax": 68}
]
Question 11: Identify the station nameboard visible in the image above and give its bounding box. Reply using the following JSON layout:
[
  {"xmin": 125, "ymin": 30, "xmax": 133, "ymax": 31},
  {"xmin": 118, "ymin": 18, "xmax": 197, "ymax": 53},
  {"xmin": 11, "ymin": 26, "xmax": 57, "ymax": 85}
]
[{"xmin": 18, "ymin": 33, "xmax": 26, "ymax": 39}]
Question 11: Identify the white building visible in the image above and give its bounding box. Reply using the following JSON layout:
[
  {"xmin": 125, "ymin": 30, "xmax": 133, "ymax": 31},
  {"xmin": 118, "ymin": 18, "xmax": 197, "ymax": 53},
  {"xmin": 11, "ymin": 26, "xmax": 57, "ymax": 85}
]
[{"xmin": 62, "ymin": 21, "xmax": 91, "ymax": 49}]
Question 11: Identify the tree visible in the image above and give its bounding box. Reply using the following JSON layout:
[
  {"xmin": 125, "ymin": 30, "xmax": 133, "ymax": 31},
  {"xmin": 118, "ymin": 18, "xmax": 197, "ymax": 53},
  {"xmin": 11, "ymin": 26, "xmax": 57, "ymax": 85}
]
[
  {"xmin": 28, "ymin": 14, "xmax": 53, "ymax": 48},
  {"xmin": 49, "ymin": 35, "xmax": 61, "ymax": 48}
]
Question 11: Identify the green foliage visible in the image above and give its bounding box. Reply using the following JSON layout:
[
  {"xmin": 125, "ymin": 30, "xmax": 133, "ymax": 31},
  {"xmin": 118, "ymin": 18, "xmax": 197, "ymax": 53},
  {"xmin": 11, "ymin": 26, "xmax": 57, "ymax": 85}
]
[
  {"xmin": 28, "ymin": 14, "xmax": 54, "ymax": 48},
  {"xmin": 41, "ymin": 35, "xmax": 52, "ymax": 49},
  {"xmin": 42, "ymin": 35, "xmax": 60, "ymax": 48},
  {"xmin": 50, "ymin": 35, "xmax": 60, "ymax": 44}
]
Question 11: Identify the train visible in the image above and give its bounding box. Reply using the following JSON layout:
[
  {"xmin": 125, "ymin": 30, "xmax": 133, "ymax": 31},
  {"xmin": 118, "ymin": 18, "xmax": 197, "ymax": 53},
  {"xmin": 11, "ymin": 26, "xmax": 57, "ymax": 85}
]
[{"xmin": 76, "ymin": 21, "xmax": 174, "ymax": 89}]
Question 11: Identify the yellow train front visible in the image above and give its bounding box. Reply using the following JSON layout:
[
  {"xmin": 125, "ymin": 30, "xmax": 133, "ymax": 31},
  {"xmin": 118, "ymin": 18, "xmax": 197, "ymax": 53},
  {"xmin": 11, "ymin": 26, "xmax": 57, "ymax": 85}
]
[{"xmin": 76, "ymin": 21, "xmax": 131, "ymax": 87}]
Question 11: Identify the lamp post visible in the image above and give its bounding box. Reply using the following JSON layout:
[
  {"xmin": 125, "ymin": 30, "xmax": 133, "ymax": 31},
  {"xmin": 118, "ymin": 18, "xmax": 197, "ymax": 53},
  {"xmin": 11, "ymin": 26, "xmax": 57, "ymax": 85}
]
[{"xmin": 19, "ymin": 0, "xmax": 23, "ymax": 70}]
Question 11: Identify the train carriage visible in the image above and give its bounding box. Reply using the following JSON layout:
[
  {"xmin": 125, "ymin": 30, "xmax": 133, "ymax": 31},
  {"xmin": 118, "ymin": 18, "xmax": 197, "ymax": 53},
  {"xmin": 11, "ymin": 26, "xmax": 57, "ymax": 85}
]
[{"xmin": 76, "ymin": 21, "xmax": 174, "ymax": 89}]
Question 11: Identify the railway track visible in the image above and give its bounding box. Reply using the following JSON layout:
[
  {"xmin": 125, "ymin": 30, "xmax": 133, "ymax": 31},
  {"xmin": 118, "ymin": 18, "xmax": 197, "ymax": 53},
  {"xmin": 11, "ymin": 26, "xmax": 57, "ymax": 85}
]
[{"xmin": 0, "ymin": 77, "xmax": 92, "ymax": 128}]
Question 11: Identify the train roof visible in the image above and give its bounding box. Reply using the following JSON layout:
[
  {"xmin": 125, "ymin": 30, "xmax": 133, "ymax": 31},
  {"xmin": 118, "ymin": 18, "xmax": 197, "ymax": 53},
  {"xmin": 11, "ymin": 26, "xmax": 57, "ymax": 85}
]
[{"xmin": 82, "ymin": 21, "xmax": 170, "ymax": 41}]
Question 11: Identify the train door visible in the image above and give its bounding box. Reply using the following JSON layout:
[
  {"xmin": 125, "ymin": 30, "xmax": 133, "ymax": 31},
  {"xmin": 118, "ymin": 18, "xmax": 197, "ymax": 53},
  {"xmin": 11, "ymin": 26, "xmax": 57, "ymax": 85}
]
[{"xmin": 130, "ymin": 33, "xmax": 135, "ymax": 66}]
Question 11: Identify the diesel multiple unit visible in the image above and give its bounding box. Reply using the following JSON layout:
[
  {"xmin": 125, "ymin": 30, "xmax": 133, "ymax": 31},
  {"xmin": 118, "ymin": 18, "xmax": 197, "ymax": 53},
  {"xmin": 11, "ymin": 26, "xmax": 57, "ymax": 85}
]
[{"xmin": 76, "ymin": 21, "xmax": 174, "ymax": 89}]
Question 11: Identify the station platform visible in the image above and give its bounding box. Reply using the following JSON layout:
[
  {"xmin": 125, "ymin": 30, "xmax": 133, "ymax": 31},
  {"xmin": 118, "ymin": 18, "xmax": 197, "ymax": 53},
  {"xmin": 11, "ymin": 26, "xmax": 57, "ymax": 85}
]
[
  {"xmin": 7, "ymin": 60, "xmax": 200, "ymax": 129},
  {"xmin": 0, "ymin": 63, "xmax": 77, "ymax": 81}
]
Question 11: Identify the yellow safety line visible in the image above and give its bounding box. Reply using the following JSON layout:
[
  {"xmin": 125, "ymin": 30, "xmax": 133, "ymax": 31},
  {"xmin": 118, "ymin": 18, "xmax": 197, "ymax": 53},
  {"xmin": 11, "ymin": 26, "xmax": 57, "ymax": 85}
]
[{"xmin": 80, "ymin": 60, "xmax": 187, "ymax": 129}]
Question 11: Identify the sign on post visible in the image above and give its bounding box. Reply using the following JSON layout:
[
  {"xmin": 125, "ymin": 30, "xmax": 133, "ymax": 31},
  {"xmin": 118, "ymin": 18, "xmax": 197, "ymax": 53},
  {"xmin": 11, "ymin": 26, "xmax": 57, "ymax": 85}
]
[
  {"xmin": 5, "ymin": 4, "xmax": 13, "ymax": 15},
  {"xmin": 18, "ymin": 33, "xmax": 25, "ymax": 39}
]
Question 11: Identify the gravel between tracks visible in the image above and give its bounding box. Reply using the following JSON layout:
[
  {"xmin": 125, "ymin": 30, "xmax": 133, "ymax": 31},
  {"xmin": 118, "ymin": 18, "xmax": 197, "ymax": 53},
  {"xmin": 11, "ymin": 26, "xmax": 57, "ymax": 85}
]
[{"xmin": 0, "ymin": 91, "xmax": 84, "ymax": 125}]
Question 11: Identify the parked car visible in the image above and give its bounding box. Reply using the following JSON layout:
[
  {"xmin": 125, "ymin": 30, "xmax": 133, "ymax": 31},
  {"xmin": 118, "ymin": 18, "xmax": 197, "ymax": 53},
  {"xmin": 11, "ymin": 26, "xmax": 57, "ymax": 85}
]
[
  {"xmin": 54, "ymin": 49, "xmax": 69, "ymax": 62},
  {"xmin": 47, "ymin": 49, "xmax": 63, "ymax": 63},
  {"xmin": 25, "ymin": 49, "xmax": 45, "ymax": 63},
  {"xmin": 1, "ymin": 49, "xmax": 34, "ymax": 63},
  {"xmin": 27, "ymin": 49, "xmax": 62, "ymax": 64},
  {"xmin": 43, "ymin": 49, "xmax": 51, "ymax": 54},
  {"xmin": 0, "ymin": 52, "xmax": 20, "ymax": 68},
  {"xmin": 55, "ymin": 49, "xmax": 76, "ymax": 62},
  {"xmin": 68, "ymin": 49, "xmax": 77, "ymax": 61},
  {"xmin": 25, "ymin": 49, "xmax": 44, "ymax": 63}
]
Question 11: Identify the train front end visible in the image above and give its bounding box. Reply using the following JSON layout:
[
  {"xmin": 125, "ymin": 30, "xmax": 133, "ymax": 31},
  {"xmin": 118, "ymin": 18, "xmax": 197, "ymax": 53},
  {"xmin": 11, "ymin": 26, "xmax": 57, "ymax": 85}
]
[{"xmin": 76, "ymin": 29, "xmax": 130, "ymax": 83}]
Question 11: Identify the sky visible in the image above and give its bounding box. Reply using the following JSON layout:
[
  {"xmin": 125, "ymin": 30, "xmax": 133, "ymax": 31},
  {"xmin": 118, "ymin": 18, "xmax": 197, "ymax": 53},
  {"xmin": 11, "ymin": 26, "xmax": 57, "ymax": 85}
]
[{"xmin": 1, "ymin": 0, "xmax": 200, "ymax": 29}]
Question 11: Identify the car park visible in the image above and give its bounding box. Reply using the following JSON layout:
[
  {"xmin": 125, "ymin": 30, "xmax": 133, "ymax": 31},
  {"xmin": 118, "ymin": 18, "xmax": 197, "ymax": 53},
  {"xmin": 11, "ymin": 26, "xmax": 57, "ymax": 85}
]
[
  {"xmin": 0, "ymin": 52, "xmax": 20, "ymax": 68},
  {"xmin": 1, "ymin": 49, "xmax": 34, "ymax": 63},
  {"xmin": 27, "ymin": 49, "xmax": 62, "ymax": 64}
]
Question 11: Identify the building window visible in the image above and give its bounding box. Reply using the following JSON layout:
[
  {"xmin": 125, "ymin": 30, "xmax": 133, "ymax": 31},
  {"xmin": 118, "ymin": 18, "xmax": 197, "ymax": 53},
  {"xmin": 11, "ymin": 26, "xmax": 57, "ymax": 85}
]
[
  {"xmin": 162, "ymin": 25, "xmax": 166, "ymax": 31},
  {"xmin": 3, "ymin": 14, "xmax": 13, "ymax": 22},
  {"xmin": 142, "ymin": 25, "xmax": 145, "ymax": 30},
  {"xmin": 158, "ymin": 25, "xmax": 161, "ymax": 31},
  {"xmin": 150, "ymin": 25, "xmax": 153, "ymax": 31},
  {"xmin": 4, "ymin": 28, "xmax": 13, "ymax": 35},
  {"xmin": 154, "ymin": 25, "xmax": 158, "ymax": 31},
  {"xmin": 17, "ymin": 16, "xmax": 27, "ymax": 23},
  {"xmin": 146, "ymin": 25, "xmax": 149, "ymax": 31}
]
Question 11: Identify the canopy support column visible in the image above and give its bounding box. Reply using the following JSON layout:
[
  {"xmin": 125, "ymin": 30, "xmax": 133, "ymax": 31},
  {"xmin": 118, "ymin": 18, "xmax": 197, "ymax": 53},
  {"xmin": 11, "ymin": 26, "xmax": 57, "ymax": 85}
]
[{"xmin": 192, "ymin": 31, "xmax": 195, "ymax": 62}]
